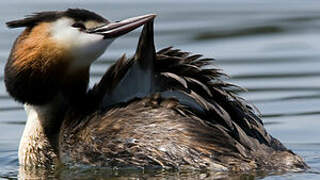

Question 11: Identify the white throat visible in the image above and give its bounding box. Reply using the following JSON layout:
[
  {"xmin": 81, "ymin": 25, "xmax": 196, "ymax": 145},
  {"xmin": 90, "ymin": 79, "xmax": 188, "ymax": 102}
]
[
  {"xmin": 19, "ymin": 105, "xmax": 43, "ymax": 165},
  {"xmin": 19, "ymin": 96, "xmax": 65, "ymax": 166}
]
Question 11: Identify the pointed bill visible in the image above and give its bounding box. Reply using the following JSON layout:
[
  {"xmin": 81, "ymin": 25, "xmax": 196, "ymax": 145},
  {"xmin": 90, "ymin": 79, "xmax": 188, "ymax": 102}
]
[{"xmin": 87, "ymin": 14, "xmax": 156, "ymax": 39}]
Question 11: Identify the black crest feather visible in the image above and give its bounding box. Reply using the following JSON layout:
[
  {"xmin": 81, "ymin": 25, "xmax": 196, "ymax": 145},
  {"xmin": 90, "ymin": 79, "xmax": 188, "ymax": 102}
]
[{"xmin": 6, "ymin": 8, "xmax": 107, "ymax": 29}]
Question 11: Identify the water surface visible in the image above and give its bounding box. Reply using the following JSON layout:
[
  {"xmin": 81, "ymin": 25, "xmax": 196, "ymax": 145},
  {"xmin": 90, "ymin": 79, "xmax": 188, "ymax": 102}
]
[{"xmin": 0, "ymin": 0, "xmax": 320, "ymax": 179}]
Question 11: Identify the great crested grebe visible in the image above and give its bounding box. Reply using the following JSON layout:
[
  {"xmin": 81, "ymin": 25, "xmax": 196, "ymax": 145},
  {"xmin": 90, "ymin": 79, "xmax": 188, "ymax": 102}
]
[{"xmin": 5, "ymin": 9, "xmax": 307, "ymax": 171}]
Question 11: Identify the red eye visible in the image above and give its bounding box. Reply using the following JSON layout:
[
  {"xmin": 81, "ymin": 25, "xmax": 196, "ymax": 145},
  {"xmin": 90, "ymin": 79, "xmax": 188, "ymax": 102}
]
[{"xmin": 72, "ymin": 22, "xmax": 86, "ymax": 30}]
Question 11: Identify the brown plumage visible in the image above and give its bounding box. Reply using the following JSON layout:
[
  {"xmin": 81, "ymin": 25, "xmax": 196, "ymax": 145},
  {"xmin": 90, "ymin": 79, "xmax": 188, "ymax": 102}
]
[
  {"xmin": 59, "ymin": 22, "xmax": 307, "ymax": 171},
  {"xmin": 4, "ymin": 9, "xmax": 307, "ymax": 172}
]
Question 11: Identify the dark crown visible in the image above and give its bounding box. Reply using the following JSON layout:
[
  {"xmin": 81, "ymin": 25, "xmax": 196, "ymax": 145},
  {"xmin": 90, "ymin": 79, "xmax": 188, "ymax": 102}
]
[{"xmin": 6, "ymin": 8, "xmax": 108, "ymax": 28}]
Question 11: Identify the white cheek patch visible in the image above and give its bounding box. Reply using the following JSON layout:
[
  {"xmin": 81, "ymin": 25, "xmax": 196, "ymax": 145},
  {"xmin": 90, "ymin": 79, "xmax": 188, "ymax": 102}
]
[
  {"xmin": 51, "ymin": 18, "xmax": 80, "ymax": 46},
  {"xmin": 50, "ymin": 18, "xmax": 113, "ymax": 69},
  {"xmin": 75, "ymin": 32, "xmax": 113, "ymax": 60}
]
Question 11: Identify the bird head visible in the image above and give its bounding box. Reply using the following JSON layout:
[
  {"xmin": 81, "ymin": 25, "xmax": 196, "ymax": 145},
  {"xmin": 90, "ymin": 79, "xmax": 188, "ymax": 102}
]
[{"xmin": 5, "ymin": 9, "xmax": 156, "ymax": 105}]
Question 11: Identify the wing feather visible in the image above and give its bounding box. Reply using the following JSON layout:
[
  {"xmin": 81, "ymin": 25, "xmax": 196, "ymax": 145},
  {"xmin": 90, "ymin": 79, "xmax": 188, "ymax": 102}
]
[{"xmin": 88, "ymin": 21, "xmax": 276, "ymax": 149}]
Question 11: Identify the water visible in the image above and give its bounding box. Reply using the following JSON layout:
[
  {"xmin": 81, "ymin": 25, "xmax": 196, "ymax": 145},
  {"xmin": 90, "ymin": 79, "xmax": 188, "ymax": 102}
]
[{"xmin": 0, "ymin": 0, "xmax": 320, "ymax": 179}]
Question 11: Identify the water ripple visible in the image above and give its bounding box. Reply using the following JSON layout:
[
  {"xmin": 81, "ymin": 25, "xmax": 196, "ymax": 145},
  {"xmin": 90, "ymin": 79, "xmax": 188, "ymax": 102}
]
[
  {"xmin": 263, "ymin": 111, "xmax": 320, "ymax": 118},
  {"xmin": 195, "ymin": 25, "xmax": 285, "ymax": 40},
  {"xmin": 233, "ymin": 72, "xmax": 320, "ymax": 80},
  {"xmin": 1, "ymin": 0, "xmax": 320, "ymax": 179}
]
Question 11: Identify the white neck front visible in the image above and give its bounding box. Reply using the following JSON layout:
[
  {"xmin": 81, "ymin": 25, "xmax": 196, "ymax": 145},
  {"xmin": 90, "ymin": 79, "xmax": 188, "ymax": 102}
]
[{"xmin": 19, "ymin": 96, "xmax": 65, "ymax": 167}]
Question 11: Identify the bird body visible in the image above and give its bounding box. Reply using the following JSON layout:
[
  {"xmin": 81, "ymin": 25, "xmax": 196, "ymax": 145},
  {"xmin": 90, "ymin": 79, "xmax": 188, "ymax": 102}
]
[{"xmin": 5, "ymin": 9, "xmax": 307, "ymax": 171}]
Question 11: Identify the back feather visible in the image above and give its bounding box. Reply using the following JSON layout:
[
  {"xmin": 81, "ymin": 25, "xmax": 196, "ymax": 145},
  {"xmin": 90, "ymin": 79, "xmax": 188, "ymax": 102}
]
[{"xmin": 89, "ymin": 21, "xmax": 286, "ymax": 150}]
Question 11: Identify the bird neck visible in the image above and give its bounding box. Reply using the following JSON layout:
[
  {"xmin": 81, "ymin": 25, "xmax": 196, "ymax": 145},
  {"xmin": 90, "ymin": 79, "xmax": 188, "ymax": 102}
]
[{"xmin": 19, "ymin": 95, "xmax": 66, "ymax": 167}]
